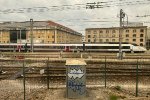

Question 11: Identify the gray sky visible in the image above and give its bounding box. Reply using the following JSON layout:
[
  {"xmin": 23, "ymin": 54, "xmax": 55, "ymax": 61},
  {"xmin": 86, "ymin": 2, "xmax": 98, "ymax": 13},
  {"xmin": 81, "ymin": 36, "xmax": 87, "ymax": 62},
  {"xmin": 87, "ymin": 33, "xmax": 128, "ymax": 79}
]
[{"xmin": 0, "ymin": 0, "xmax": 150, "ymax": 35}]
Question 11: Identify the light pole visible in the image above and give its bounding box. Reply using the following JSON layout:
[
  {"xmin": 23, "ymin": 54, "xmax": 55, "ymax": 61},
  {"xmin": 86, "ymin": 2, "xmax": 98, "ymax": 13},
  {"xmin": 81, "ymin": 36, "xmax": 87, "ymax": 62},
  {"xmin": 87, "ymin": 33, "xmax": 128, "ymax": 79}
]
[
  {"xmin": 19, "ymin": 28, "xmax": 22, "ymax": 52},
  {"xmin": 118, "ymin": 9, "xmax": 128, "ymax": 60},
  {"xmin": 119, "ymin": 9, "xmax": 123, "ymax": 60},
  {"xmin": 30, "ymin": 19, "xmax": 33, "ymax": 52}
]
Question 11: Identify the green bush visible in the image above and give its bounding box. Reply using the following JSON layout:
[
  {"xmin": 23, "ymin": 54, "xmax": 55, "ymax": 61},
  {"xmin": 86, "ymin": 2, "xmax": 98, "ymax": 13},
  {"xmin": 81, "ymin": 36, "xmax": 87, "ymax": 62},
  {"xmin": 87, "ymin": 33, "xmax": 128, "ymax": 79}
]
[
  {"xmin": 109, "ymin": 95, "xmax": 118, "ymax": 100},
  {"xmin": 115, "ymin": 85, "xmax": 121, "ymax": 91}
]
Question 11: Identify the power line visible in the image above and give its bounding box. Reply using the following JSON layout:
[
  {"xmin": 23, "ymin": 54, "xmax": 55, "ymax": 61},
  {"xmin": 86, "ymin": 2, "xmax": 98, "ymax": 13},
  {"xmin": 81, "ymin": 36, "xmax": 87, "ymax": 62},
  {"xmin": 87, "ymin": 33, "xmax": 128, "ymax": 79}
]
[{"xmin": 0, "ymin": 0, "xmax": 150, "ymax": 14}]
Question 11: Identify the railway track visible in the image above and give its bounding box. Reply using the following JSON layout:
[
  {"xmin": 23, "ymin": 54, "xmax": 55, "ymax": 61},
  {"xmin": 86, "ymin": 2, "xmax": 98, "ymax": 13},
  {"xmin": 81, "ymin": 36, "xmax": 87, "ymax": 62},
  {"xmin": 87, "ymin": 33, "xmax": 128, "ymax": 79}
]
[
  {"xmin": 1, "ymin": 65, "xmax": 150, "ymax": 80},
  {"xmin": 1, "ymin": 52, "xmax": 150, "ymax": 59}
]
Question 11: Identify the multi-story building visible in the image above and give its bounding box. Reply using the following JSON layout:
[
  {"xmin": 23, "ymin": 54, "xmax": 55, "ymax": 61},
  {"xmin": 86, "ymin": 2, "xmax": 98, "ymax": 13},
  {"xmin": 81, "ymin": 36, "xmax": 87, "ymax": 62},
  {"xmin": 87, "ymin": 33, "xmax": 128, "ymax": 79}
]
[
  {"xmin": 85, "ymin": 26, "xmax": 147, "ymax": 47},
  {"xmin": 0, "ymin": 21, "xmax": 82, "ymax": 44}
]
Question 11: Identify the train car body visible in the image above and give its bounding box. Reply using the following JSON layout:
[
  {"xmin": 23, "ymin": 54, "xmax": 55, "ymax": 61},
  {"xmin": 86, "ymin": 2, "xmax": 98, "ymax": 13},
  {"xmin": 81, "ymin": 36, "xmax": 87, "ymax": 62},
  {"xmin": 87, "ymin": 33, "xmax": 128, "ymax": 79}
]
[{"xmin": 0, "ymin": 43, "xmax": 147, "ymax": 53}]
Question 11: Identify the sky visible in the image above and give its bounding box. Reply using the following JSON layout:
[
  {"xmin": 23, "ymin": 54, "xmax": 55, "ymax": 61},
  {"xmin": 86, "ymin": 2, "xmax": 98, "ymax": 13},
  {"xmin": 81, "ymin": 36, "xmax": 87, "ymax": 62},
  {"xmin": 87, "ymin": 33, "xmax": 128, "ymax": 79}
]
[{"xmin": 0, "ymin": 0, "xmax": 150, "ymax": 35}]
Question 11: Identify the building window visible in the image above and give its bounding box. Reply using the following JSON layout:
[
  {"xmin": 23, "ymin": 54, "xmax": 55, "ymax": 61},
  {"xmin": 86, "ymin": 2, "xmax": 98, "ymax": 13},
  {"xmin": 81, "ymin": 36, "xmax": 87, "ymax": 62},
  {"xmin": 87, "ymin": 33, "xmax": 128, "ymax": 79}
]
[
  {"xmin": 99, "ymin": 33, "xmax": 103, "ymax": 37},
  {"xmin": 140, "ymin": 34, "xmax": 144, "ymax": 37},
  {"xmin": 140, "ymin": 29, "xmax": 144, "ymax": 32},
  {"xmin": 112, "ymin": 30, "xmax": 116, "ymax": 33},
  {"xmin": 140, "ymin": 39, "xmax": 143, "ymax": 42},
  {"xmin": 99, "ymin": 30, "xmax": 103, "ymax": 33},
  {"xmin": 140, "ymin": 43, "xmax": 143, "ymax": 46},
  {"xmin": 106, "ymin": 39, "xmax": 109, "ymax": 42},
  {"xmin": 93, "ymin": 35, "xmax": 96, "ymax": 38},
  {"xmin": 88, "ymin": 39, "xmax": 90, "ymax": 42},
  {"xmin": 88, "ymin": 30, "xmax": 91, "ymax": 34},
  {"xmin": 38, "ymin": 36, "xmax": 40, "ymax": 38},
  {"xmin": 88, "ymin": 35, "xmax": 91, "ymax": 38},
  {"xmin": 126, "ymin": 34, "xmax": 129, "ymax": 37},
  {"xmin": 126, "ymin": 30, "xmax": 129, "ymax": 33},
  {"xmin": 106, "ymin": 33, "xmax": 109, "ymax": 37},
  {"xmin": 133, "ymin": 34, "xmax": 136, "ymax": 37},
  {"xmin": 112, "ymin": 39, "xmax": 115, "ymax": 42},
  {"xmin": 133, "ymin": 39, "xmax": 136, "ymax": 42},
  {"xmin": 133, "ymin": 29, "xmax": 136, "ymax": 33},
  {"xmin": 106, "ymin": 30, "xmax": 109, "ymax": 33},
  {"xmin": 112, "ymin": 33, "xmax": 115, "ymax": 37},
  {"xmin": 94, "ymin": 30, "xmax": 97, "ymax": 34},
  {"xmin": 99, "ymin": 39, "xmax": 103, "ymax": 42},
  {"xmin": 126, "ymin": 39, "xmax": 129, "ymax": 42},
  {"xmin": 52, "ymin": 36, "xmax": 54, "ymax": 38},
  {"xmin": 48, "ymin": 36, "xmax": 50, "ymax": 38}
]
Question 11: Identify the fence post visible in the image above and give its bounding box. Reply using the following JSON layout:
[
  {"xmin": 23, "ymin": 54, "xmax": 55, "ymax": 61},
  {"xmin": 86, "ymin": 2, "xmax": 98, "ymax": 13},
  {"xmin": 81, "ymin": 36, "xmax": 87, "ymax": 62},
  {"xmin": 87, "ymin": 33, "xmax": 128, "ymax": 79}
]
[
  {"xmin": 47, "ymin": 57, "xmax": 50, "ymax": 89},
  {"xmin": 104, "ymin": 56, "xmax": 107, "ymax": 88},
  {"xmin": 136, "ymin": 59, "xmax": 139, "ymax": 97},
  {"xmin": 23, "ymin": 60, "xmax": 26, "ymax": 100}
]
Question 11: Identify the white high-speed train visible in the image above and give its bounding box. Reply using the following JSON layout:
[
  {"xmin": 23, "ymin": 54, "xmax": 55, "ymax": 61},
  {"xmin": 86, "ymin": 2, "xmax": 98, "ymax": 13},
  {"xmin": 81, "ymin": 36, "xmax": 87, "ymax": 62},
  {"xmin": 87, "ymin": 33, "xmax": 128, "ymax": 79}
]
[{"xmin": 0, "ymin": 43, "xmax": 147, "ymax": 53}]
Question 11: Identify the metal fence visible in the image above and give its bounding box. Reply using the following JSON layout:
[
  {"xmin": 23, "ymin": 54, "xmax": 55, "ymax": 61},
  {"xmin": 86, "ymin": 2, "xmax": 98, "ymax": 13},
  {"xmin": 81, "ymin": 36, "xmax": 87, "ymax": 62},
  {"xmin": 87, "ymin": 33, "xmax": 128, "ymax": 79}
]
[{"xmin": 0, "ymin": 56, "xmax": 150, "ymax": 99}]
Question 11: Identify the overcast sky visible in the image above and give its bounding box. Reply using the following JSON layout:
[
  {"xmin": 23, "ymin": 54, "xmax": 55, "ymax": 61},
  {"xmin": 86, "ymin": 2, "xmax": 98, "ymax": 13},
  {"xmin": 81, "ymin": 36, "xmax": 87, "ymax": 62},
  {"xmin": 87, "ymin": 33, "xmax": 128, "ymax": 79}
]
[{"xmin": 0, "ymin": 0, "xmax": 150, "ymax": 35}]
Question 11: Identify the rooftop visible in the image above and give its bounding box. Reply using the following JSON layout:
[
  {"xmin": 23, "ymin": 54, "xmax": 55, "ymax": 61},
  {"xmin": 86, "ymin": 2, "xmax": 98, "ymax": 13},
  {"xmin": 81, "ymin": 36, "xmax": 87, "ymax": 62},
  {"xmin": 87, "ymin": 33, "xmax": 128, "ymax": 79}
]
[{"xmin": 0, "ymin": 20, "xmax": 82, "ymax": 36}]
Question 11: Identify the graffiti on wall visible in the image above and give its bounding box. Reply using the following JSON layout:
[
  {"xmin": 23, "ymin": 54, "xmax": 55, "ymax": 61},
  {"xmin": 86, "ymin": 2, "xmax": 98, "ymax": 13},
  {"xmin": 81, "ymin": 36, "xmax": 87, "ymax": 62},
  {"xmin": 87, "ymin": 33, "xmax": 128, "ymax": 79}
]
[
  {"xmin": 68, "ymin": 69, "xmax": 84, "ymax": 79},
  {"xmin": 68, "ymin": 80, "xmax": 85, "ymax": 95}
]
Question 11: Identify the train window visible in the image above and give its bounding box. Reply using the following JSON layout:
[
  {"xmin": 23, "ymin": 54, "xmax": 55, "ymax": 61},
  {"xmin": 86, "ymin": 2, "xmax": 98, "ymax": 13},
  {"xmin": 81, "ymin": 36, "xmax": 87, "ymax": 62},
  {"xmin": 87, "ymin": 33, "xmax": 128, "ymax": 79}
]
[{"xmin": 122, "ymin": 46, "xmax": 130, "ymax": 49}]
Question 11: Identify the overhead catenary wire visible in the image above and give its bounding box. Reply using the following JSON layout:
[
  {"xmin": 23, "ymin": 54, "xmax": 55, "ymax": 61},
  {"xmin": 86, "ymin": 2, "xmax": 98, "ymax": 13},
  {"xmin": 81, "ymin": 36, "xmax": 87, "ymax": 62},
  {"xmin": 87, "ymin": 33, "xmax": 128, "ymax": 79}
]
[{"xmin": 0, "ymin": 0, "xmax": 150, "ymax": 14}]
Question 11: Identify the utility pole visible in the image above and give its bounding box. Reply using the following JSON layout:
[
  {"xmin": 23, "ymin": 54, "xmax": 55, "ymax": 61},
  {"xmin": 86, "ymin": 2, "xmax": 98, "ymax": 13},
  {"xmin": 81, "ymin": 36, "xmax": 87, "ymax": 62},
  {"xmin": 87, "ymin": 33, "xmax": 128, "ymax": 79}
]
[
  {"xmin": 119, "ymin": 9, "xmax": 123, "ymax": 60},
  {"xmin": 30, "ymin": 19, "xmax": 33, "ymax": 52},
  {"xmin": 19, "ymin": 28, "xmax": 22, "ymax": 52},
  {"xmin": 119, "ymin": 9, "xmax": 127, "ymax": 60},
  {"xmin": 119, "ymin": 9, "xmax": 129, "ymax": 60}
]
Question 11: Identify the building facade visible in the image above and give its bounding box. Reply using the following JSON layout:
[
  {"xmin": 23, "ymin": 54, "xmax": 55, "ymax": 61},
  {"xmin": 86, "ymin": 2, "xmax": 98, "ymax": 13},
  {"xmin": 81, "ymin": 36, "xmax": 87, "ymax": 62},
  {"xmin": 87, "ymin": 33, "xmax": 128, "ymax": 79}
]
[
  {"xmin": 0, "ymin": 21, "xmax": 82, "ymax": 44},
  {"xmin": 85, "ymin": 26, "xmax": 147, "ymax": 47}
]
